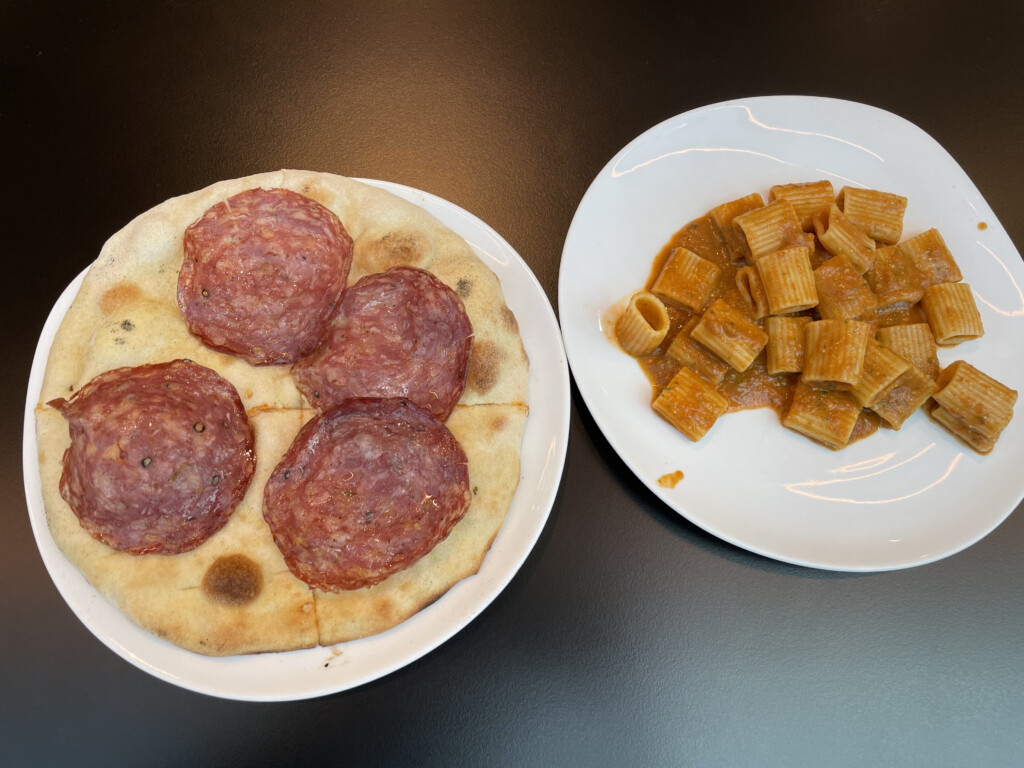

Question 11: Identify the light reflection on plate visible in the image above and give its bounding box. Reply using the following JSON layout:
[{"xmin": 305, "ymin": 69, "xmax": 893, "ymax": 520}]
[
  {"xmin": 559, "ymin": 96, "xmax": 1024, "ymax": 571},
  {"xmin": 23, "ymin": 179, "xmax": 570, "ymax": 700}
]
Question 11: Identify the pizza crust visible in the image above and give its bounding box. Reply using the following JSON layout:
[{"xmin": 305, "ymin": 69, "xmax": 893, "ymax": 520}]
[{"xmin": 36, "ymin": 171, "xmax": 529, "ymax": 655}]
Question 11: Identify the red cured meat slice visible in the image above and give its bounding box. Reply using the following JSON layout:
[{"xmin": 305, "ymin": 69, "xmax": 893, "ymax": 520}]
[
  {"xmin": 291, "ymin": 266, "xmax": 472, "ymax": 421},
  {"xmin": 49, "ymin": 360, "xmax": 256, "ymax": 555},
  {"xmin": 178, "ymin": 187, "xmax": 353, "ymax": 365},
  {"xmin": 262, "ymin": 398, "xmax": 471, "ymax": 591}
]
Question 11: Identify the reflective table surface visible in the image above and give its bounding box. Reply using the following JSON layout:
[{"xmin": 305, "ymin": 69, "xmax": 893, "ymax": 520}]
[{"xmin": 5, "ymin": 2, "xmax": 1024, "ymax": 765}]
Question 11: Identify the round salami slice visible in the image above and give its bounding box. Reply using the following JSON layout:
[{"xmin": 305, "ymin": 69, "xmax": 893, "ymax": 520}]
[
  {"xmin": 291, "ymin": 265, "xmax": 472, "ymax": 421},
  {"xmin": 262, "ymin": 398, "xmax": 471, "ymax": 591},
  {"xmin": 50, "ymin": 360, "xmax": 256, "ymax": 555},
  {"xmin": 178, "ymin": 187, "xmax": 353, "ymax": 365}
]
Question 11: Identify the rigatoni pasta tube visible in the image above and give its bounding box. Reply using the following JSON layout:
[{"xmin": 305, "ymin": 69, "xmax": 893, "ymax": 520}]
[
  {"xmin": 783, "ymin": 380, "xmax": 862, "ymax": 450},
  {"xmin": 690, "ymin": 299, "xmax": 769, "ymax": 372},
  {"xmin": 802, "ymin": 319, "xmax": 872, "ymax": 391},
  {"xmin": 615, "ymin": 291, "xmax": 670, "ymax": 356},
  {"xmin": 897, "ymin": 228, "xmax": 961, "ymax": 287},
  {"xmin": 766, "ymin": 316, "xmax": 811, "ymax": 374},
  {"xmin": 866, "ymin": 244, "xmax": 924, "ymax": 308},
  {"xmin": 930, "ymin": 406, "xmax": 994, "ymax": 452},
  {"xmin": 709, "ymin": 192, "xmax": 764, "ymax": 263},
  {"xmin": 921, "ymin": 282, "xmax": 984, "ymax": 345},
  {"xmin": 928, "ymin": 360, "xmax": 1017, "ymax": 453},
  {"xmin": 769, "ymin": 180, "xmax": 834, "ymax": 231},
  {"xmin": 709, "ymin": 192, "xmax": 764, "ymax": 230},
  {"xmin": 734, "ymin": 198, "xmax": 814, "ymax": 263},
  {"xmin": 735, "ymin": 266, "xmax": 770, "ymax": 320},
  {"xmin": 652, "ymin": 367, "xmax": 731, "ymax": 442},
  {"xmin": 871, "ymin": 366, "xmax": 936, "ymax": 429},
  {"xmin": 838, "ymin": 186, "xmax": 908, "ymax": 244},
  {"xmin": 756, "ymin": 246, "xmax": 818, "ymax": 315},
  {"xmin": 876, "ymin": 323, "xmax": 939, "ymax": 380},
  {"xmin": 813, "ymin": 256, "xmax": 878, "ymax": 320},
  {"xmin": 650, "ymin": 246, "xmax": 721, "ymax": 312}
]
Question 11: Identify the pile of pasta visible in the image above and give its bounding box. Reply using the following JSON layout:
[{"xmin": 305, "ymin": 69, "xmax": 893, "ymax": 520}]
[{"xmin": 615, "ymin": 181, "xmax": 1017, "ymax": 453}]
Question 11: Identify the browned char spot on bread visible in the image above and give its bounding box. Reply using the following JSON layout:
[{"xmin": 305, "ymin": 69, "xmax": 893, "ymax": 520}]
[
  {"xmin": 360, "ymin": 231, "xmax": 431, "ymax": 272},
  {"xmin": 99, "ymin": 282, "xmax": 143, "ymax": 316},
  {"xmin": 296, "ymin": 179, "xmax": 339, "ymax": 211},
  {"xmin": 202, "ymin": 554, "xmax": 264, "ymax": 606},
  {"xmin": 500, "ymin": 305, "xmax": 519, "ymax": 334},
  {"xmin": 465, "ymin": 340, "xmax": 502, "ymax": 395}
]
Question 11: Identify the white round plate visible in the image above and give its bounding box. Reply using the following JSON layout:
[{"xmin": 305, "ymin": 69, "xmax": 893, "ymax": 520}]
[
  {"xmin": 23, "ymin": 179, "xmax": 570, "ymax": 701},
  {"xmin": 559, "ymin": 96, "xmax": 1024, "ymax": 571}
]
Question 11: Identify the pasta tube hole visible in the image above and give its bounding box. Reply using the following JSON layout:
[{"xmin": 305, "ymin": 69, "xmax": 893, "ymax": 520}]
[{"xmin": 636, "ymin": 294, "xmax": 669, "ymax": 332}]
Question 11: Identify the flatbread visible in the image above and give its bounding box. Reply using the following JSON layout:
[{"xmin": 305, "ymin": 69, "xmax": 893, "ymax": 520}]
[{"xmin": 35, "ymin": 170, "xmax": 529, "ymax": 656}]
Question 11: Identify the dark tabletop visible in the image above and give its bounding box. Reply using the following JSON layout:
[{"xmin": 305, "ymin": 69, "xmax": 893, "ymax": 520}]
[{"xmin": 4, "ymin": 2, "xmax": 1024, "ymax": 766}]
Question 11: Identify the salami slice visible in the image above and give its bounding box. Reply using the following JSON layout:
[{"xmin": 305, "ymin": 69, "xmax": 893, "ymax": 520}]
[
  {"xmin": 262, "ymin": 398, "xmax": 471, "ymax": 591},
  {"xmin": 178, "ymin": 187, "xmax": 353, "ymax": 365},
  {"xmin": 50, "ymin": 360, "xmax": 256, "ymax": 555},
  {"xmin": 291, "ymin": 266, "xmax": 473, "ymax": 421}
]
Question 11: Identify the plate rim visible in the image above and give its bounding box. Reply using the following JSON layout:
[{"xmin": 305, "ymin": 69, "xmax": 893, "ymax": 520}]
[{"xmin": 23, "ymin": 176, "xmax": 570, "ymax": 701}]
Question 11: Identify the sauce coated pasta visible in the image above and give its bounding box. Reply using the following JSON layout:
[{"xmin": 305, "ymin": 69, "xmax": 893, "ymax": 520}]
[{"xmin": 611, "ymin": 181, "xmax": 1016, "ymax": 452}]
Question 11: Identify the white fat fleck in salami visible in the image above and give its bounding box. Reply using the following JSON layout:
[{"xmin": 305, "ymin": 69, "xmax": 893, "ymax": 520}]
[
  {"xmin": 178, "ymin": 188, "xmax": 353, "ymax": 365},
  {"xmin": 262, "ymin": 398, "xmax": 471, "ymax": 591},
  {"xmin": 291, "ymin": 266, "xmax": 473, "ymax": 421},
  {"xmin": 49, "ymin": 360, "xmax": 256, "ymax": 555}
]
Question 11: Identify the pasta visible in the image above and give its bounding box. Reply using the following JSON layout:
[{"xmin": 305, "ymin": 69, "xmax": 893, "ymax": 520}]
[
  {"xmin": 610, "ymin": 180, "xmax": 1011, "ymax": 452},
  {"xmin": 838, "ymin": 186, "xmax": 908, "ymax": 244},
  {"xmin": 898, "ymin": 228, "xmax": 962, "ymax": 287},
  {"xmin": 755, "ymin": 246, "xmax": 818, "ymax": 315},
  {"xmin": 876, "ymin": 323, "xmax": 940, "ymax": 380},
  {"xmin": 652, "ymin": 367, "xmax": 731, "ymax": 442},
  {"xmin": 734, "ymin": 199, "xmax": 815, "ymax": 263},
  {"xmin": 928, "ymin": 361, "xmax": 1017, "ymax": 453},
  {"xmin": 813, "ymin": 255, "xmax": 878, "ymax": 320},
  {"xmin": 690, "ymin": 299, "xmax": 768, "ymax": 372},
  {"xmin": 616, "ymin": 291, "xmax": 670, "ymax": 356},
  {"xmin": 766, "ymin": 315, "xmax": 811, "ymax": 374},
  {"xmin": 665, "ymin": 315, "xmax": 730, "ymax": 385},
  {"xmin": 709, "ymin": 192, "xmax": 764, "ymax": 263},
  {"xmin": 871, "ymin": 365, "xmax": 936, "ymax": 430},
  {"xmin": 866, "ymin": 244, "xmax": 924, "ymax": 308},
  {"xmin": 782, "ymin": 381, "xmax": 862, "ymax": 450},
  {"xmin": 849, "ymin": 337, "xmax": 911, "ymax": 408},
  {"xmin": 735, "ymin": 266, "xmax": 770, "ymax": 319},
  {"xmin": 813, "ymin": 204, "xmax": 876, "ymax": 274},
  {"xmin": 921, "ymin": 282, "xmax": 984, "ymax": 345},
  {"xmin": 650, "ymin": 246, "xmax": 722, "ymax": 312},
  {"xmin": 769, "ymin": 180, "xmax": 834, "ymax": 231},
  {"xmin": 802, "ymin": 319, "xmax": 872, "ymax": 391}
]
